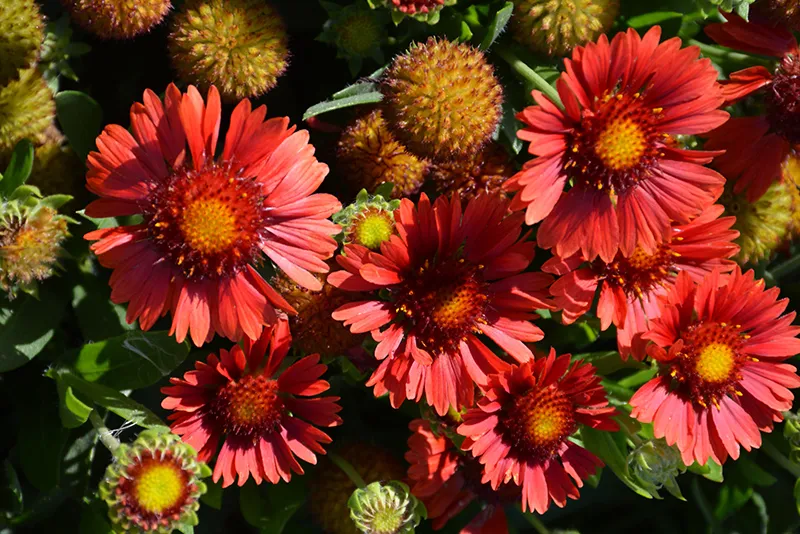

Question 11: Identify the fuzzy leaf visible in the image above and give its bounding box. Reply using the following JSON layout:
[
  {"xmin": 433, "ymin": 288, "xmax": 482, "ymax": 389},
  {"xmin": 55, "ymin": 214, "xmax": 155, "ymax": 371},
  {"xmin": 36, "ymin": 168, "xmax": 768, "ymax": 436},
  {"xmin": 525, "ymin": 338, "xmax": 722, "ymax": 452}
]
[
  {"xmin": 0, "ymin": 139, "xmax": 34, "ymax": 197},
  {"xmin": 480, "ymin": 2, "xmax": 513, "ymax": 49},
  {"xmin": 303, "ymin": 91, "xmax": 384, "ymax": 121}
]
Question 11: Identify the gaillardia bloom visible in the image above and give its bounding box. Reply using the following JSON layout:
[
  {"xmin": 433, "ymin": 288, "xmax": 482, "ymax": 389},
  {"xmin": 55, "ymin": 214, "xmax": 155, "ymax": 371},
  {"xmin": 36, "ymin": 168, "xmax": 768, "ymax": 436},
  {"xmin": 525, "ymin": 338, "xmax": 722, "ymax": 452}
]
[
  {"xmin": 168, "ymin": 0, "xmax": 289, "ymax": 101},
  {"xmin": 99, "ymin": 428, "xmax": 210, "ymax": 534},
  {"xmin": 85, "ymin": 84, "xmax": 341, "ymax": 346},
  {"xmin": 330, "ymin": 194, "xmax": 554, "ymax": 415},
  {"xmin": 457, "ymin": 350, "xmax": 617, "ymax": 514},
  {"xmin": 162, "ymin": 319, "xmax": 343, "ymax": 487},
  {"xmin": 705, "ymin": 13, "xmax": 800, "ymax": 200},
  {"xmin": 505, "ymin": 27, "xmax": 728, "ymax": 262},
  {"xmin": 630, "ymin": 269, "xmax": 800, "ymax": 466},
  {"xmin": 545, "ymin": 206, "xmax": 739, "ymax": 360},
  {"xmin": 406, "ymin": 419, "xmax": 515, "ymax": 533}
]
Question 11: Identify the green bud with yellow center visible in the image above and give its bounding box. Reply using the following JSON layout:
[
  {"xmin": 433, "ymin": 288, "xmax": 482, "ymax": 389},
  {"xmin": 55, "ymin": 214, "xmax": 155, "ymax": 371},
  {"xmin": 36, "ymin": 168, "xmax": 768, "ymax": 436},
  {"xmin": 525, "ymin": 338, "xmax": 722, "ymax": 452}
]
[
  {"xmin": 382, "ymin": 38, "xmax": 503, "ymax": 162},
  {"xmin": 169, "ymin": 0, "xmax": 289, "ymax": 101},
  {"xmin": 61, "ymin": 0, "xmax": 172, "ymax": 39},
  {"xmin": 98, "ymin": 427, "xmax": 211, "ymax": 534},
  {"xmin": 0, "ymin": 185, "xmax": 72, "ymax": 299},
  {"xmin": 319, "ymin": 1, "xmax": 387, "ymax": 76},
  {"xmin": 628, "ymin": 439, "xmax": 687, "ymax": 500},
  {"xmin": 510, "ymin": 0, "xmax": 619, "ymax": 57},
  {"xmin": 0, "ymin": 68, "xmax": 54, "ymax": 155},
  {"xmin": 0, "ymin": 0, "xmax": 44, "ymax": 86},
  {"xmin": 338, "ymin": 110, "xmax": 429, "ymax": 198},
  {"xmin": 367, "ymin": 0, "xmax": 457, "ymax": 25},
  {"xmin": 334, "ymin": 189, "xmax": 399, "ymax": 251},
  {"xmin": 348, "ymin": 481, "xmax": 426, "ymax": 534}
]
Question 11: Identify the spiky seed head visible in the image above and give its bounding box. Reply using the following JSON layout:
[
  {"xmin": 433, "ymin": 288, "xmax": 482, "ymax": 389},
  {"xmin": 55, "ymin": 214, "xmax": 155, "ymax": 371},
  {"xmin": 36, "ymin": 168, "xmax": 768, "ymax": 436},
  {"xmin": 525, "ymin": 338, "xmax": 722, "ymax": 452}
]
[
  {"xmin": 511, "ymin": 0, "xmax": 619, "ymax": 57},
  {"xmin": 348, "ymin": 481, "xmax": 426, "ymax": 534},
  {"xmin": 382, "ymin": 37, "xmax": 503, "ymax": 162},
  {"xmin": 428, "ymin": 142, "xmax": 515, "ymax": 201},
  {"xmin": 337, "ymin": 110, "xmax": 429, "ymax": 198},
  {"xmin": 0, "ymin": 191, "xmax": 71, "ymax": 299},
  {"xmin": 0, "ymin": 69, "xmax": 55, "ymax": 155},
  {"xmin": 169, "ymin": 0, "xmax": 289, "ymax": 101},
  {"xmin": 0, "ymin": 0, "xmax": 45, "ymax": 85},
  {"xmin": 61, "ymin": 0, "xmax": 171, "ymax": 39}
]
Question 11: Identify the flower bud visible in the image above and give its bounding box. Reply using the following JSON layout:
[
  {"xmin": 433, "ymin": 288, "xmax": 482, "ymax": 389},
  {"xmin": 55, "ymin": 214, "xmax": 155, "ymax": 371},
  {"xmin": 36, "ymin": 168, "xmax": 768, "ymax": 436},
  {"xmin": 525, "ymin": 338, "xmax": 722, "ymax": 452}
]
[
  {"xmin": 628, "ymin": 439, "xmax": 686, "ymax": 500},
  {"xmin": 348, "ymin": 481, "xmax": 426, "ymax": 534}
]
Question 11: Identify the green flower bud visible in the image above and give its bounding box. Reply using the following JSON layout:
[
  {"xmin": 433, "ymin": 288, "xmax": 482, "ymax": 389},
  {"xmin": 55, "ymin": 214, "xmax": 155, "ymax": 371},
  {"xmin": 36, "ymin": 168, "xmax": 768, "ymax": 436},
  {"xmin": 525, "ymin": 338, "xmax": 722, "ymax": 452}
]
[
  {"xmin": 333, "ymin": 189, "xmax": 399, "ymax": 251},
  {"xmin": 628, "ymin": 439, "xmax": 686, "ymax": 500},
  {"xmin": 348, "ymin": 481, "xmax": 426, "ymax": 534}
]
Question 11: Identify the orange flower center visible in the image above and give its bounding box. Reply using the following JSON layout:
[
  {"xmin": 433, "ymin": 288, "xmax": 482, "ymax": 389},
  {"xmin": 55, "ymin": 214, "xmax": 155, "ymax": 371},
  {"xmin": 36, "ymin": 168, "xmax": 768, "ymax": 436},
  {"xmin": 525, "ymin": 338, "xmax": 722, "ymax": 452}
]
[
  {"xmin": 116, "ymin": 452, "xmax": 195, "ymax": 529},
  {"xmin": 767, "ymin": 52, "xmax": 800, "ymax": 143},
  {"xmin": 595, "ymin": 244, "xmax": 676, "ymax": 297},
  {"xmin": 566, "ymin": 91, "xmax": 664, "ymax": 193},
  {"xmin": 392, "ymin": 258, "xmax": 489, "ymax": 356},
  {"xmin": 145, "ymin": 164, "xmax": 268, "ymax": 280},
  {"xmin": 503, "ymin": 385, "xmax": 576, "ymax": 461},
  {"xmin": 209, "ymin": 374, "xmax": 284, "ymax": 437},
  {"xmin": 669, "ymin": 321, "xmax": 747, "ymax": 407}
]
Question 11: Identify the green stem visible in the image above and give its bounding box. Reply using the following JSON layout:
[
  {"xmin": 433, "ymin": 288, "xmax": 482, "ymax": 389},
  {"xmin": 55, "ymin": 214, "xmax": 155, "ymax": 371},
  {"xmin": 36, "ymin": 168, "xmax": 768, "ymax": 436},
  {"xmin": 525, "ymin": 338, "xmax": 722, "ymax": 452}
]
[
  {"xmin": 691, "ymin": 478, "xmax": 723, "ymax": 534},
  {"xmin": 688, "ymin": 39, "xmax": 774, "ymax": 69},
  {"xmin": 520, "ymin": 508, "xmax": 550, "ymax": 534},
  {"xmin": 329, "ymin": 452, "xmax": 366, "ymax": 489},
  {"xmin": 89, "ymin": 411, "xmax": 120, "ymax": 453},
  {"xmin": 495, "ymin": 45, "xmax": 562, "ymax": 108},
  {"xmin": 770, "ymin": 254, "xmax": 800, "ymax": 281},
  {"xmin": 760, "ymin": 440, "xmax": 800, "ymax": 478}
]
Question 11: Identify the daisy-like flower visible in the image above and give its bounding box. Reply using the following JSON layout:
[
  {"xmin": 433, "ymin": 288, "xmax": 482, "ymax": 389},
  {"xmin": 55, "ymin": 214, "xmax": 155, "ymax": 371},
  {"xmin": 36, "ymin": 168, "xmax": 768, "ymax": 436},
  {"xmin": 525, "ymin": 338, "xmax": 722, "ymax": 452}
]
[
  {"xmin": 505, "ymin": 27, "xmax": 728, "ymax": 262},
  {"xmin": 329, "ymin": 194, "xmax": 554, "ymax": 416},
  {"xmin": 161, "ymin": 318, "xmax": 343, "ymax": 487},
  {"xmin": 406, "ymin": 419, "xmax": 516, "ymax": 533},
  {"xmin": 545, "ymin": 206, "xmax": 739, "ymax": 360},
  {"xmin": 629, "ymin": 268, "xmax": 800, "ymax": 466},
  {"xmin": 85, "ymin": 84, "xmax": 341, "ymax": 346},
  {"xmin": 705, "ymin": 13, "xmax": 800, "ymax": 201},
  {"xmin": 457, "ymin": 350, "xmax": 618, "ymax": 514}
]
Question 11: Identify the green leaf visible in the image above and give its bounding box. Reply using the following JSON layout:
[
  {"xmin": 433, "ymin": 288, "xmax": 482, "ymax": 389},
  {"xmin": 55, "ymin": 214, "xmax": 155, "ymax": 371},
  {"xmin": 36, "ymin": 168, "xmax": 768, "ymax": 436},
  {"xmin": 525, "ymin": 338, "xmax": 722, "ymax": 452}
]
[
  {"xmin": 0, "ymin": 139, "xmax": 34, "ymax": 197},
  {"xmin": 71, "ymin": 277, "xmax": 132, "ymax": 341},
  {"xmin": 0, "ymin": 286, "xmax": 69, "ymax": 373},
  {"xmin": 47, "ymin": 367, "xmax": 164, "ymax": 429},
  {"xmin": 332, "ymin": 81, "xmax": 379, "ymax": 100},
  {"xmin": 734, "ymin": 456, "xmax": 777, "ymax": 487},
  {"xmin": 55, "ymin": 90, "xmax": 103, "ymax": 161},
  {"xmin": 17, "ymin": 383, "xmax": 70, "ymax": 491},
  {"xmin": 240, "ymin": 477, "xmax": 306, "ymax": 533},
  {"xmin": 690, "ymin": 459, "xmax": 724, "ymax": 482},
  {"xmin": 68, "ymin": 331, "xmax": 190, "ymax": 391},
  {"xmin": 201, "ymin": 480, "xmax": 224, "ymax": 510},
  {"xmin": 56, "ymin": 379, "xmax": 93, "ymax": 428},
  {"xmin": 795, "ymin": 479, "xmax": 800, "ymax": 516},
  {"xmin": 626, "ymin": 11, "xmax": 683, "ymax": 28},
  {"xmin": 479, "ymin": 2, "xmax": 513, "ymax": 50},
  {"xmin": 303, "ymin": 91, "xmax": 384, "ymax": 121},
  {"xmin": 580, "ymin": 427, "xmax": 652, "ymax": 499},
  {"xmin": 0, "ymin": 461, "xmax": 23, "ymax": 518}
]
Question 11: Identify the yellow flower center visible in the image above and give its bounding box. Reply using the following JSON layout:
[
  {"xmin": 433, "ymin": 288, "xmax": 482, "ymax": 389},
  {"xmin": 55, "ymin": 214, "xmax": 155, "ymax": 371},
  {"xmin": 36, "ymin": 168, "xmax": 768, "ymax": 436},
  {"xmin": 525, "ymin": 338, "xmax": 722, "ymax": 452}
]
[
  {"xmin": 180, "ymin": 197, "xmax": 237, "ymax": 254},
  {"xmin": 133, "ymin": 462, "xmax": 187, "ymax": 514},
  {"xmin": 695, "ymin": 342, "xmax": 737, "ymax": 384},
  {"xmin": 594, "ymin": 117, "xmax": 648, "ymax": 170},
  {"xmin": 504, "ymin": 386, "xmax": 576, "ymax": 461},
  {"xmin": 372, "ymin": 507, "xmax": 404, "ymax": 534},
  {"xmin": 431, "ymin": 278, "xmax": 487, "ymax": 332},
  {"xmin": 353, "ymin": 209, "xmax": 394, "ymax": 250}
]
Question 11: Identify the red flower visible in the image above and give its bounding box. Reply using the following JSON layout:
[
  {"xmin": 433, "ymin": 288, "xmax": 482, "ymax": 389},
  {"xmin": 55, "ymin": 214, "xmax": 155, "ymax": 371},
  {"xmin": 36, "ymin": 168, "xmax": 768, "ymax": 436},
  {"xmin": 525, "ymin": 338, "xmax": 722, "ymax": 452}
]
[
  {"xmin": 544, "ymin": 206, "xmax": 739, "ymax": 360},
  {"xmin": 406, "ymin": 419, "xmax": 515, "ymax": 533},
  {"xmin": 705, "ymin": 13, "xmax": 800, "ymax": 200},
  {"xmin": 161, "ymin": 318, "xmax": 342, "ymax": 487},
  {"xmin": 329, "ymin": 194, "xmax": 554, "ymax": 416},
  {"xmin": 457, "ymin": 350, "xmax": 617, "ymax": 514},
  {"xmin": 630, "ymin": 268, "xmax": 800, "ymax": 466},
  {"xmin": 85, "ymin": 84, "xmax": 341, "ymax": 346},
  {"xmin": 505, "ymin": 27, "xmax": 728, "ymax": 263}
]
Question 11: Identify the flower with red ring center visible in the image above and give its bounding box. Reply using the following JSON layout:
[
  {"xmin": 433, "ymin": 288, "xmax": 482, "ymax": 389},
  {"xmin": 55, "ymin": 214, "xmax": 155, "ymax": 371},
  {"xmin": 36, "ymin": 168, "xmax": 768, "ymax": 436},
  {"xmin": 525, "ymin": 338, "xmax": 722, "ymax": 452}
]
[
  {"xmin": 117, "ymin": 452, "xmax": 193, "ymax": 527},
  {"xmin": 630, "ymin": 268, "xmax": 800, "ymax": 467},
  {"xmin": 84, "ymin": 83, "xmax": 341, "ymax": 346},
  {"xmin": 329, "ymin": 194, "xmax": 555, "ymax": 416},
  {"xmin": 457, "ymin": 349, "xmax": 618, "ymax": 514},
  {"xmin": 406, "ymin": 419, "xmax": 518, "ymax": 533},
  {"xmin": 544, "ymin": 205, "xmax": 739, "ymax": 360},
  {"xmin": 705, "ymin": 13, "xmax": 800, "ymax": 201},
  {"xmin": 505, "ymin": 26, "xmax": 728, "ymax": 263},
  {"xmin": 161, "ymin": 317, "xmax": 343, "ymax": 487}
]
